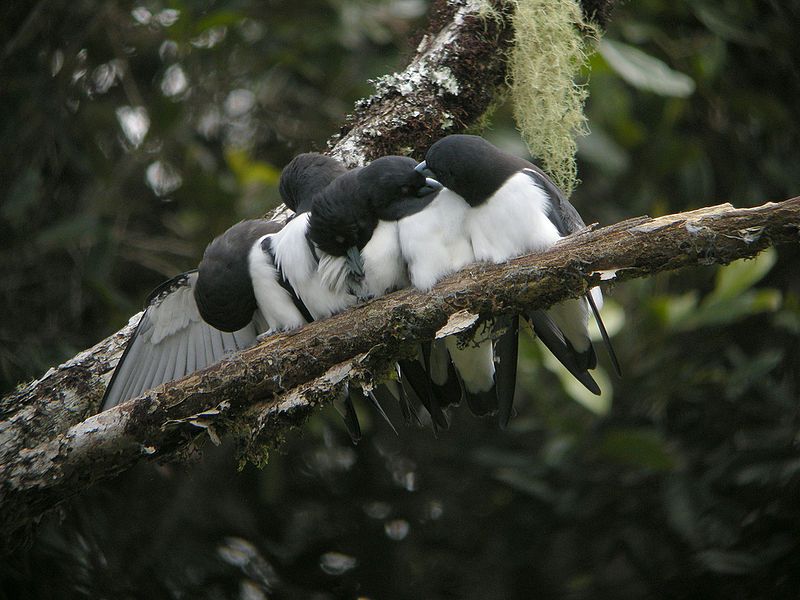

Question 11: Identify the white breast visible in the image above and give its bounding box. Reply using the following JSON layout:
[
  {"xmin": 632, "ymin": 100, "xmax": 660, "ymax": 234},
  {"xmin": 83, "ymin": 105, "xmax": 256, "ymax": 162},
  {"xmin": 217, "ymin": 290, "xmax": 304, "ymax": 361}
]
[
  {"xmin": 248, "ymin": 236, "xmax": 307, "ymax": 332},
  {"xmin": 361, "ymin": 220, "xmax": 409, "ymax": 297},
  {"xmin": 467, "ymin": 171, "xmax": 562, "ymax": 263},
  {"xmin": 398, "ymin": 189, "xmax": 475, "ymax": 291},
  {"xmin": 271, "ymin": 214, "xmax": 357, "ymax": 320}
]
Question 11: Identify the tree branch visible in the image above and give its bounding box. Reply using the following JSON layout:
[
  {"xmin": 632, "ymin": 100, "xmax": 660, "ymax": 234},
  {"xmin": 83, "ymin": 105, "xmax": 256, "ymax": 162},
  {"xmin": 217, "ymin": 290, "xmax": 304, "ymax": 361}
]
[{"xmin": 2, "ymin": 197, "xmax": 798, "ymax": 540}]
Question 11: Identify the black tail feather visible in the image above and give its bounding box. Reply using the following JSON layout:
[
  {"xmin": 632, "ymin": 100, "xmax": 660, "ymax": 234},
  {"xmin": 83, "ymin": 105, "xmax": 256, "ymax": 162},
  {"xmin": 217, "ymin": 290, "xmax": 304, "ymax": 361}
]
[
  {"xmin": 494, "ymin": 314, "xmax": 519, "ymax": 429},
  {"xmin": 420, "ymin": 342, "xmax": 448, "ymax": 433},
  {"xmin": 527, "ymin": 310, "xmax": 601, "ymax": 395},
  {"xmin": 396, "ymin": 366, "xmax": 423, "ymax": 426},
  {"xmin": 335, "ymin": 386, "xmax": 362, "ymax": 444},
  {"xmin": 462, "ymin": 385, "xmax": 498, "ymax": 417},
  {"xmin": 398, "ymin": 355, "xmax": 448, "ymax": 433},
  {"xmin": 429, "ymin": 342, "xmax": 464, "ymax": 409},
  {"xmin": 369, "ymin": 386, "xmax": 399, "ymax": 435},
  {"xmin": 586, "ymin": 292, "xmax": 622, "ymax": 378}
]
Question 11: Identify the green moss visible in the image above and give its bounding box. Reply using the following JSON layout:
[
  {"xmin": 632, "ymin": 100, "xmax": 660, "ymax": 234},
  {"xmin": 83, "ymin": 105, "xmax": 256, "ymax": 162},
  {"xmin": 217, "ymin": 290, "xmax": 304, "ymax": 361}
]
[{"xmin": 509, "ymin": 0, "xmax": 598, "ymax": 194}]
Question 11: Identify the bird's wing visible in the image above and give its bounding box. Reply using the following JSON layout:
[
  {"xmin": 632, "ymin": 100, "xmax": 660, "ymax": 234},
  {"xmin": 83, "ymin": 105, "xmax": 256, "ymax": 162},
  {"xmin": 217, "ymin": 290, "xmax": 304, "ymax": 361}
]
[
  {"xmin": 521, "ymin": 167, "xmax": 622, "ymax": 379},
  {"xmin": 526, "ymin": 308, "xmax": 600, "ymax": 395},
  {"xmin": 101, "ymin": 271, "xmax": 262, "ymax": 411},
  {"xmin": 521, "ymin": 167, "xmax": 586, "ymax": 235}
]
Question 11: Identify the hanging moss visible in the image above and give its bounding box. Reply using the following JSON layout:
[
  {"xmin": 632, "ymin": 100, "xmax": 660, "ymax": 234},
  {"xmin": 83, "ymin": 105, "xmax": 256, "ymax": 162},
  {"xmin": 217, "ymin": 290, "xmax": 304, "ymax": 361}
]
[{"xmin": 510, "ymin": 0, "xmax": 598, "ymax": 194}]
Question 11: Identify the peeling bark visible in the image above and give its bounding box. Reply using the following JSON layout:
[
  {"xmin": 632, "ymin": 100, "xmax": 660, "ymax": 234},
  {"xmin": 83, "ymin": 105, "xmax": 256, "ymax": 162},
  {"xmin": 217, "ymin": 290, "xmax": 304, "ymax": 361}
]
[
  {"xmin": 327, "ymin": 0, "xmax": 515, "ymax": 166},
  {"xmin": 1, "ymin": 197, "xmax": 799, "ymax": 541}
]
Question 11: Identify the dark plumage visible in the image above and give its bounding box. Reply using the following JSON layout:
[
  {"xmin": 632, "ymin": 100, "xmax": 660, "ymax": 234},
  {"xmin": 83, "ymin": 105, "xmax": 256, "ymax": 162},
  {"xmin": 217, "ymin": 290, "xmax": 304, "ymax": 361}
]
[
  {"xmin": 307, "ymin": 155, "xmax": 449, "ymax": 431},
  {"xmin": 194, "ymin": 219, "xmax": 281, "ymax": 332},
  {"xmin": 309, "ymin": 155, "xmax": 439, "ymax": 260},
  {"xmin": 101, "ymin": 153, "xmax": 349, "ymax": 412},
  {"xmin": 279, "ymin": 152, "xmax": 348, "ymax": 213}
]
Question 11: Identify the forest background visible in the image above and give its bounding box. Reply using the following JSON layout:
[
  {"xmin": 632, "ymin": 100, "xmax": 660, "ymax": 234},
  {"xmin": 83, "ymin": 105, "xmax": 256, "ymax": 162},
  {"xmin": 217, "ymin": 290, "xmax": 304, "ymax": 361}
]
[{"xmin": 1, "ymin": 0, "xmax": 799, "ymax": 598}]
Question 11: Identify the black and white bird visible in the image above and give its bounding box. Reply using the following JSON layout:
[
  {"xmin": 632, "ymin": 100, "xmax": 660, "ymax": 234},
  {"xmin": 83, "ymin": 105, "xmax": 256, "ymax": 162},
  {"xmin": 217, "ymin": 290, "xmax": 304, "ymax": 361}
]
[
  {"xmin": 309, "ymin": 155, "xmax": 441, "ymax": 299},
  {"xmin": 308, "ymin": 155, "xmax": 452, "ymax": 429},
  {"xmin": 252, "ymin": 155, "xmax": 358, "ymax": 326},
  {"xmin": 101, "ymin": 153, "xmax": 349, "ymax": 412},
  {"xmin": 393, "ymin": 162, "xmax": 508, "ymax": 423},
  {"xmin": 418, "ymin": 134, "xmax": 621, "ymax": 422}
]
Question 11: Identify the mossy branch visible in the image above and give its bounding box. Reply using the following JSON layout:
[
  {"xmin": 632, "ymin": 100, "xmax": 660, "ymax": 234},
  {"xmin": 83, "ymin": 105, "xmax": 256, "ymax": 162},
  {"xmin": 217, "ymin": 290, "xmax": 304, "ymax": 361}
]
[{"xmin": 2, "ymin": 197, "xmax": 799, "ymax": 542}]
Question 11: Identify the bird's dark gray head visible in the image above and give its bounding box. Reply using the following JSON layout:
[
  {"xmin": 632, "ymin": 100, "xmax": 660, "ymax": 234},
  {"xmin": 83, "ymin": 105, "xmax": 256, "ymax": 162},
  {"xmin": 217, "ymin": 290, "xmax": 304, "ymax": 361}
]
[
  {"xmin": 194, "ymin": 219, "xmax": 281, "ymax": 331},
  {"xmin": 308, "ymin": 156, "xmax": 440, "ymax": 257},
  {"xmin": 279, "ymin": 153, "xmax": 348, "ymax": 214},
  {"xmin": 357, "ymin": 155, "xmax": 441, "ymax": 221},
  {"xmin": 423, "ymin": 134, "xmax": 529, "ymax": 207}
]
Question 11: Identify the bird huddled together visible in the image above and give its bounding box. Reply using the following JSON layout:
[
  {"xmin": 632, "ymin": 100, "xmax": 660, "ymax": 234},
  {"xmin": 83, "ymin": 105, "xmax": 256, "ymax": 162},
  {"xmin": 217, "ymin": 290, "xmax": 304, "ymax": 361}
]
[{"xmin": 101, "ymin": 134, "xmax": 620, "ymax": 440}]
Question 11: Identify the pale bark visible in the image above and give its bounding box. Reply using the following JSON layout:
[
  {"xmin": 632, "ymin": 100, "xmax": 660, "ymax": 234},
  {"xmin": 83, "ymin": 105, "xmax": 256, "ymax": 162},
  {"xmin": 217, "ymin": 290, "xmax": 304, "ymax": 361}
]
[{"xmin": 2, "ymin": 198, "xmax": 798, "ymax": 540}]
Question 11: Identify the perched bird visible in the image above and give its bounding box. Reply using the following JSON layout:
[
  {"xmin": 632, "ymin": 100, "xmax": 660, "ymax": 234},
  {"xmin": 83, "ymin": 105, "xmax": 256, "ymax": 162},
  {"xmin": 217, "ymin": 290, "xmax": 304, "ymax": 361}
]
[
  {"xmin": 255, "ymin": 154, "xmax": 356, "ymax": 324},
  {"xmin": 309, "ymin": 155, "xmax": 442, "ymax": 299},
  {"xmin": 308, "ymin": 155, "xmax": 448, "ymax": 429},
  {"xmin": 394, "ymin": 165, "xmax": 505, "ymax": 422},
  {"xmin": 101, "ymin": 153, "xmax": 348, "ymax": 412},
  {"xmin": 418, "ymin": 134, "xmax": 621, "ymax": 424}
]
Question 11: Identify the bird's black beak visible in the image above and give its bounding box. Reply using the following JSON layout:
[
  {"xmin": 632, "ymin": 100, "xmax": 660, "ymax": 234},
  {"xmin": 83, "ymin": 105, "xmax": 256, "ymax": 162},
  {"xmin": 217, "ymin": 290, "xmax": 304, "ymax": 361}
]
[
  {"xmin": 417, "ymin": 177, "xmax": 442, "ymax": 197},
  {"xmin": 415, "ymin": 160, "xmax": 437, "ymax": 179},
  {"xmin": 415, "ymin": 161, "xmax": 442, "ymax": 196}
]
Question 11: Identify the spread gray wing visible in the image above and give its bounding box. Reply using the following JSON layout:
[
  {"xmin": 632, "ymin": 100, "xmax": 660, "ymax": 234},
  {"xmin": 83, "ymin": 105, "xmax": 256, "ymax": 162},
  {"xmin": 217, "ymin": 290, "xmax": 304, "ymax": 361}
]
[
  {"xmin": 101, "ymin": 271, "xmax": 264, "ymax": 411},
  {"xmin": 521, "ymin": 167, "xmax": 586, "ymax": 235}
]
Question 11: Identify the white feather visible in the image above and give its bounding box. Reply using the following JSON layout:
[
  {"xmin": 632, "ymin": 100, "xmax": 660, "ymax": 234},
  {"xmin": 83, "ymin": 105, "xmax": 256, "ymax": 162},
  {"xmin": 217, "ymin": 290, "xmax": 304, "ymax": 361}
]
[
  {"xmin": 590, "ymin": 286, "xmax": 604, "ymax": 311},
  {"xmin": 467, "ymin": 171, "xmax": 561, "ymax": 263},
  {"xmin": 547, "ymin": 298, "xmax": 591, "ymax": 354},
  {"xmin": 428, "ymin": 340, "xmax": 450, "ymax": 386},
  {"xmin": 360, "ymin": 220, "xmax": 409, "ymax": 297},
  {"xmin": 318, "ymin": 253, "xmax": 352, "ymax": 296},
  {"xmin": 445, "ymin": 335, "xmax": 495, "ymax": 393},
  {"xmin": 248, "ymin": 234, "xmax": 307, "ymax": 332},
  {"xmin": 398, "ymin": 189, "xmax": 475, "ymax": 291},
  {"xmin": 147, "ymin": 276, "xmax": 202, "ymax": 345},
  {"xmin": 464, "ymin": 171, "xmax": 597, "ymax": 354},
  {"xmin": 399, "ymin": 189, "xmax": 495, "ymax": 392},
  {"xmin": 271, "ymin": 213, "xmax": 357, "ymax": 320}
]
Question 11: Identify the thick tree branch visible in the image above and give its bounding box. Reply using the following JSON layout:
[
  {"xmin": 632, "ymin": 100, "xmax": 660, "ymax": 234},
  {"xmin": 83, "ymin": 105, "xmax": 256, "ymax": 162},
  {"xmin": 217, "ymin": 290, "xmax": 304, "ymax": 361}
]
[
  {"xmin": 1, "ymin": 198, "xmax": 799, "ymax": 540},
  {"xmin": 0, "ymin": 0, "xmax": 616, "ymax": 458},
  {"xmin": 328, "ymin": 0, "xmax": 514, "ymax": 165},
  {"xmin": 0, "ymin": 0, "xmax": 514, "ymax": 467}
]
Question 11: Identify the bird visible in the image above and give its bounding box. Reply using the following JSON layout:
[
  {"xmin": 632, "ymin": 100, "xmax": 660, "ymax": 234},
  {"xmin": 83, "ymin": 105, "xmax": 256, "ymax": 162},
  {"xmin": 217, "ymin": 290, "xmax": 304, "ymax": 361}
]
[
  {"xmin": 307, "ymin": 155, "xmax": 451, "ymax": 430},
  {"xmin": 418, "ymin": 134, "xmax": 621, "ymax": 425},
  {"xmin": 255, "ymin": 154, "xmax": 356, "ymax": 324},
  {"xmin": 392, "ymin": 162, "xmax": 506, "ymax": 423},
  {"xmin": 279, "ymin": 153, "xmax": 450, "ymax": 439},
  {"xmin": 308, "ymin": 155, "xmax": 442, "ymax": 299},
  {"xmin": 101, "ymin": 153, "xmax": 349, "ymax": 412}
]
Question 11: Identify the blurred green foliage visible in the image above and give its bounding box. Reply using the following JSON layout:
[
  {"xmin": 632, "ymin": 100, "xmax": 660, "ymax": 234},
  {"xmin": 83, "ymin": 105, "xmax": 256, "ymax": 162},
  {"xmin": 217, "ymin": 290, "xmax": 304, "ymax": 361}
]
[{"xmin": 2, "ymin": 0, "xmax": 800, "ymax": 598}]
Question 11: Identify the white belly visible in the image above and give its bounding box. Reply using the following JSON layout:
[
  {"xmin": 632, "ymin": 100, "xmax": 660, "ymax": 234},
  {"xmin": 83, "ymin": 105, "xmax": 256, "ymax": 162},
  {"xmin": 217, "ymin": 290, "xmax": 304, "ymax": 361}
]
[{"xmin": 398, "ymin": 190, "xmax": 475, "ymax": 291}]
